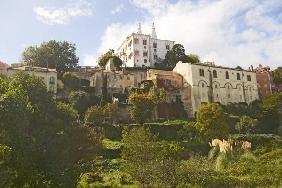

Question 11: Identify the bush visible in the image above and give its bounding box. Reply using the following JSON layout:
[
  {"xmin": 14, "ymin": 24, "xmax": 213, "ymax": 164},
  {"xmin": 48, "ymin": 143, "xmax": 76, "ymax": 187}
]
[
  {"xmin": 230, "ymin": 134, "xmax": 282, "ymax": 151},
  {"xmin": 235, "ymin": 116, "xmax": 258, "ymax": 134}
]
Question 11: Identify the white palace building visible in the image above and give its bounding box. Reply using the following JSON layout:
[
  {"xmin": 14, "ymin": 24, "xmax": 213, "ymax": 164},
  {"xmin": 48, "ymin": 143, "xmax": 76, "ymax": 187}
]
[
  {"xmin": 173, "ymin": 61, "xmax": 260, "ymax": 116},
  {"xmin": 117, "ymin": 23, "xmax": 175, "ymax": 68}
]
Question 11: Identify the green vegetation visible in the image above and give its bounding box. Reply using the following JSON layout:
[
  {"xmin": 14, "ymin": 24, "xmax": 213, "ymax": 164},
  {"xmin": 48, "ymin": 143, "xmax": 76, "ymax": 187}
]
[
  {"xmin": 163, "ymin": 43, "xmax": 201, "ymax": 68},
  {"xmin": 22, "ymin": 40, "xmax": 79, "ymax": 77},
  {"xmin": 196, "ymin": 103, "xmax": 228, "ymax": 141},
  {"xmin": 97, "ymin": 49, "xmax": 122, "ymax": 68},
  {"xmin": 272, "ymin": 67, "xmax": 282, "ymax": 84},
  {"xmin": 1, "ymin": 71, "xmax": 282, "ymax": 187}
]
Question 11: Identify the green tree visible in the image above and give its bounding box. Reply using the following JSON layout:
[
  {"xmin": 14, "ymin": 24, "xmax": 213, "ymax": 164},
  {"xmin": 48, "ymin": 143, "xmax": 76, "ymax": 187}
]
[
  {"xmin": 68, "ymin": 91, "xmax": 91, "ymax": 116},
  {"xmin": 84, "ymin": 103, "xmax": 118, "ymax": 125},
  {"xmin": 235, "ymin": 115, "xmax": 257, "ymax": 134},
  {"xmin": 195, "ymin": 103, "xmax": 228, "ymax": 141},
  {"xmin": 235, "ymin": 66, "xmax": 243, "ymax": 70},
  {"xmin": 172, "ymin": 44, "xmax": 186, "ymax": 62},
  {"xmin": 62, "ymin": 72, "xmax": 81, "ymax": 90},
  {"xmin": 128, "ymin": 92, "xmax": 156, "ymax": 124},
  {"xmin": 0, "ymin": 73, "xmax": 102, "ymax": 187},
  {"xmin": 22, "ymin": 40, "xmax": 79, "ymax": 77},
  {"xmin": 185, "ymin": 54, "xmax": 200, "ymax": 64},
  {"xmin": 163, "ymin": 50, "xmax": 177, "ymax": 68},
  {"xmin": 272, "ymin": 67, "xmax": 282, "ymax": 84},
  {"xmin": 259, "ymin": 92, "xmax": 282, "ymax": 133},
  {"xmin": 112, "ymin": 56, "xmax": 123, "ymax": 69},
  {"xmin": 98, "ymin": 49, "xmax": 114, "ymax": 67}
]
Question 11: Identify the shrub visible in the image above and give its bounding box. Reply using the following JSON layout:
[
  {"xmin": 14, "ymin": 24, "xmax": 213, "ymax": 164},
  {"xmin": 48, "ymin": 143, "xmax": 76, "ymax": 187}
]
[{"xmin": 235, "ymin": 116, "xmax": 258, "ymax": 134}]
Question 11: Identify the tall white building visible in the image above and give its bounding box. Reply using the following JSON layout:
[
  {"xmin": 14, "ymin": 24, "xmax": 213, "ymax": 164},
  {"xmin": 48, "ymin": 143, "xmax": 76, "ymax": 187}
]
[
  {"xmin": 173, "ymin": 61, "xmax": 259, "ymax": 116},
  {"xmin": 117, "ymin": 23, "xmax": 175, "ymax": 67}
]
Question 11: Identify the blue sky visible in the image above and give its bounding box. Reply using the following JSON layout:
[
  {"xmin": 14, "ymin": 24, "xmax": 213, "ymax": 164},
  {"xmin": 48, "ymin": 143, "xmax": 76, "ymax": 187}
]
[{"xmin": 0, "ymin": 0, "xmax": 282, "ymax": 69}]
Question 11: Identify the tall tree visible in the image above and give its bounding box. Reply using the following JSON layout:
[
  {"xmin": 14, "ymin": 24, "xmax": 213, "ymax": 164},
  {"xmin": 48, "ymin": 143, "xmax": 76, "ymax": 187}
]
[
  {"xmin": 163, "ymin": 50, "xmax": 177, "ymax": 68},
  {"xmin": 22, "ymin": 40, "xmax": 79, "ymax": 77},
  {"xmin": 172, "ymin": 44, "xmax": 186, "ymax": 62}
]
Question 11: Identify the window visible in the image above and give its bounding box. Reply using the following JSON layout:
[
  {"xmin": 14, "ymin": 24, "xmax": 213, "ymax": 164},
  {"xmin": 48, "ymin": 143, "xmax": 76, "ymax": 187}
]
[
  {"xmin": 202, "ymin": 83, "xmax": 205, "ymax": 87},
  {"xmin": 143, "ymin": 39, "xmax": 147, "ymax": 45},
  {"xmin": 166, "ymin": 45, "xmax": 170, "ymax": 50},
  {"xmin": 247, "ymin": 75, "xmax": 251, "ymax": 81},
  {"xmin": 143, "ymin": 51, "xmax": 148, "ymax": 57},
  {"xmin": 144, "ymin": 59, "xmax": 148, "ymax": 63},
  {"xmin": 134, "ymin": 38, "xmax": 139, "ymax": 44},
  {"xmin": 199, "ymin": 69, "xmax": 205, "ymax": 76},
  {"xmin": 49, "ymin": 76, "xmax": 55, "ymax": 84},
  {"xmin": 154, "ymin": 49, "xmax": 157, "ymax": 52},
  {"xmin": 213, "ymin": 70, "xmax": 217, "ymax": 78},
  {"xmin": 154, "ymin": 55, "xmax": 158, "ymax": 60},
  {"xmin": 153, "ymin": 42, "xmax": 157, "ymax": 48},
  {"xmin": 237, "ymin": 73, "xmax": 241, "ymax": 80},
  {"xmin": 225, "ymin": 71, "xmax": 229, "ymax": 79},
  {"xmin": 215, "ymin": 84, "xmax": 218, "ymax": 89},
  {"xmin": 128, "ymin": 40, "xmax": 132, "ymax": 47}
]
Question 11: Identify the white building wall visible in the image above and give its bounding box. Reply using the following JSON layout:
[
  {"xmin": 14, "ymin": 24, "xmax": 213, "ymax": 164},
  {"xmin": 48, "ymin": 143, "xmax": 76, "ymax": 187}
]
[
  {"xmin": 174, "ymin": 62, "xmax": 259, "ymax": 115},
  {"xmin": 117, "ymin": 33, "xmax": 174, "ymax": 68},
  {"xmin": 5, "ymin": 67, "xmax": 57, "ymax": 94}
]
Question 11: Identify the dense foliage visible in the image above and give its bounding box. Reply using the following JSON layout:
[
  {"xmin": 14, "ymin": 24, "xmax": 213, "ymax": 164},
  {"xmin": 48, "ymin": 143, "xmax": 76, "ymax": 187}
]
[
  {"xmin": 97, "ymin": 49, "xmax": 122, "ymax": 68},
  {"xmin": 195, "ymin": 103, "xmax": 229, "ymax": 141},
  {"xmin": 22, "ymin": 40, "xmax": 79, "ymax": 77},
  {"xmin": 0, "ymin": 73, "xmax": 102, "ymax": 187},
  {"xmin": 163, "ymin": 44, "xmax": 201, "ymax": 67},
  {"xmin": 1, "ymin": 70, "xmax": 282, "ymax": 187}
]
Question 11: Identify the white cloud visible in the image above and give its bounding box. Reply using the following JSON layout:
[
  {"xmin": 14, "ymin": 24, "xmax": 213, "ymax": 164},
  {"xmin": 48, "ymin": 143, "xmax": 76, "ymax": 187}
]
[
  {"xmin": 33, "ymin": 0, "xmax": 93, "ymax": 25},
  {"xmin": 98, "ymin": 23, "xmax": 138, "ymax": 54},
  {"xmin": 111, "ymin": 4, "xmax": 125, "ymax": 15},
  {"xmin": 98, "ymin": 0, "xmax": 282, "ymax": 69},
  {"xmin": 83, "ymin": 54, "xmax": 98, "ymax": 66}
]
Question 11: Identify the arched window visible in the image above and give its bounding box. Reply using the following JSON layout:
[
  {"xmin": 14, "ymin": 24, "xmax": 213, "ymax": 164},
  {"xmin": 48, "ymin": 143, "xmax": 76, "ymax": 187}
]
[
  {"xmin": 202, "ymin": 83, "xmax": 205, "ymax": 87},
  {"xmin": 213, "ymin": 70, "xmax": 217, "ymax": 78},
  {"xmin": 225, "ymin": 71, "xmax": 229, "ymax": 79},
  {"xmin": 237, "ymin": 73, "xmax": 241, "ymax": 80}
]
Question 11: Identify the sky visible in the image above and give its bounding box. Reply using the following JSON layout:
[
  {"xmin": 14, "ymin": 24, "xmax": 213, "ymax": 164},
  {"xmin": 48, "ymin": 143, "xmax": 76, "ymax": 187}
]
[{"xmin": 0, "ymin": 0, "xmax": 282, "ymax": 69}]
